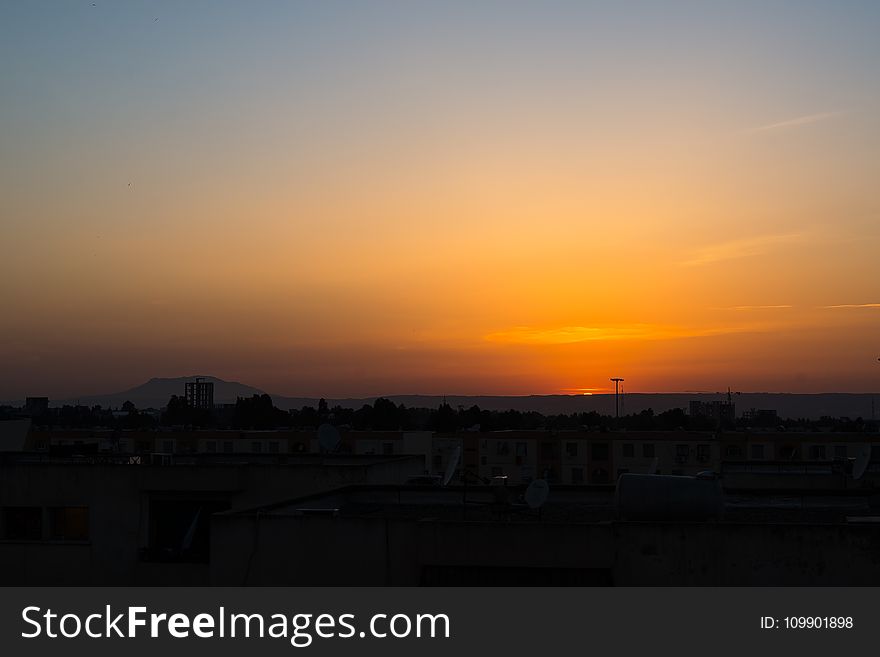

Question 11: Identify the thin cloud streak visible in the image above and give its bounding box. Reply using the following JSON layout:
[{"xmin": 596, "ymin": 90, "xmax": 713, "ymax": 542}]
[
  {"xmin": 748, "ymin": 111, "xmax": 842, "ymax": 133},
  {"xmin": 681, "ymin": 233, "xmax": 803, "ymax": 267},
  {"xmin": 822, "ymin": 303, "xmax": 880, "ymax": 309},
  {"xmin": 713, "ymin": 305, "xmax": 793, "ymax": 311},
  {"xmin": 485, "ymin": 324, "xmax": 752, "ymax": 345}
]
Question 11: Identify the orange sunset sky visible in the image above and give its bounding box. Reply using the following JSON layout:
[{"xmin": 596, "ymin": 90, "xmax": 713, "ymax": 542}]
[{"xmin": 1, "ymin": 1, "xmax": 879, "ymax": 399}]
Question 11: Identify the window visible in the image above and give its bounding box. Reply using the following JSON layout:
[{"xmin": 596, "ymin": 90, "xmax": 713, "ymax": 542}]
[
  {"xmin": 675, "ymin": 444, "xmax": 689, "ymax": 463},
  {"xmin": 571, "ymin": 467, "xmax": 584, "ymax": 484},
  {"xmin": 810, "ymin": 445, "xmax": 826, "ymax": 460},
  {"xmin": 750, "ymin": 444, "xmax": 764, "ymax": 459},
  {"xmin": 251, "ymin": 441, "xmax": 262, "ymax": 453},
  {"xmin": 161, "ymin": 440, "xmax": 174, "ymax": 453},
  {"xmin": 496, "ymin": 441, "xmax": 510, "ymax": 456},
  {"xmin": 591, "ymin": 443, "xmax": 609, "ymax": 460},
  {"xmin": 622, "ymin": 444, "xmax": 634, "ymax": 458},
  {"xmin": 49, "ymin": 507, "xmax": 89, "ymax": 541},
  {"xmin": 144, "ymin": 499, "xmax": 230, "ymax": 563},
  {"xmin": 697, "ymin": 444, "xmax": 711, "ymax": 463},
  {"xmin": 268, "ymin": 441, "xmax": 280, "ymax": 454},
  {"xmin": 541, "ymin": 442, "xmax": 557, "ymax": 459},
  {"xmin": 223, "ymin": 441, "xmax": 234, "ymax": 453},
  {"xmin": 779, "ymin": 445, "xmax": 796, "ymax": 459},
  {"xmin": 642, "ymin": 443, "xmax": 655, "ymax": 458},
  {"xmin": 206, "ymin": 441, "xmax": 217, "ymax": 453},
  {"xmin": 515, "ymin": 442, "xmax": 528, "ymax": 457},
  {"xmin": 137, "ymin": 440, "xmax": 152, "ymax": 453},
  {"xmin": 566, "ymin": 442, "xmax": 578, "ymax": 457},
  {"xmin": 382, "ymin": 442, "xmax": 394, "ymax": 455},
  {"xmin": 834, "ymin": 445, "xmax": 848, "ymax": 459},
  {"xmin": 3, "ymin": 507, "xmax": 42, "ymax": 540},
  {"xmin": 726, "ymin": 445, "xmax": 743, "ymax": 458}
]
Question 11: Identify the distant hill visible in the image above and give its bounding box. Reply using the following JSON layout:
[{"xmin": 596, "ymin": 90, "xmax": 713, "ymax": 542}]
[
  {"xmin": 55, "ymin": 376, "xmax": 266, "ymax": 409},
  {"xmin": 8, "ymin": 376, "xmax": 878, "ymax": 420}
]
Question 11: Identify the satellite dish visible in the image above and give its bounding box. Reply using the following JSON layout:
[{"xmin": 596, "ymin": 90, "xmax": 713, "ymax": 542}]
[
  {"xmin": 853, "ymin": 444, "xmax": 871, "ymax": 480},
  {"xmin": 524, "ymin": 479, "xmax": 549, "ymax": 509},
  {"xmin": 442, "ymin": 445, "xmax": 461, "ymax": 486},
  {"xmin": 647, "ymin": 456, "xmax": 659, "ymax": 475},
  {"xmin": 317, "ymin": 423, "xmax": 341, "ymax": 452}
]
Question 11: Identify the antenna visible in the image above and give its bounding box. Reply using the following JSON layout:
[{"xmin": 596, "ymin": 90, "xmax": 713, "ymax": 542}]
[
  {"xmin": 610, "ymin": 378, "xmax": 624, "ymax": 422},
  {"xmin": 853, "ymin": 444, "xmax": 871, "ymax": 480},
  {"xmin": 317, "ymin": 423, "xmax": 341, "ymax": 453},
  {"xmin": 442, "ymin": 445, "xmax": 461, "ymax": 486},
  {"xmin": 524, "ymin": 479, "xmax": 549, "ymax": 509}
]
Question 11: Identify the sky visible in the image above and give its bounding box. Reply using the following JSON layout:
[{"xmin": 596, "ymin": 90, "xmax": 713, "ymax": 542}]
[{"xmin": 1, "ymin": 0, "xmax": 879, "ymax": 399}]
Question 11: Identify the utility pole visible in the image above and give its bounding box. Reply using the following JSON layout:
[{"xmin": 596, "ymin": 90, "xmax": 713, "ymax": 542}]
[{"xmin": 610, "ymin": 377, "xmax": 624, "ymax": 425}]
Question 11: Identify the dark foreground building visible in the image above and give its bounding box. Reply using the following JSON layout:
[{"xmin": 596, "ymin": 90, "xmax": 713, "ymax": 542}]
[
  {"xmin": 0, "ymin": 453, "xmax": 423, "ymax": 585},
  {"xmin": 211, "ymin": 483, "xmax": 880, "ymax": 586}
]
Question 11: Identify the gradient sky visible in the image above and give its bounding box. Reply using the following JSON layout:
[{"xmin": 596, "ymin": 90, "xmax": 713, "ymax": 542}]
[{"xmin": 2, "ymin": 1, "xmax": 879, "ymax": 399}]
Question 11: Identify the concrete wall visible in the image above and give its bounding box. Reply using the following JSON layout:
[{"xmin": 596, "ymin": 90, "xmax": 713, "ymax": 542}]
[
  {"xmin": 210, "ymin": 514, "xmax": 614, "ymax": 586},
  {"xmin": 0, "ymin": 419, "xmax": 31, "ymax": 452},
  {"xmin": 210, "ymin": 512, "xmax": 880, "ymax": 586},
  {"xmin": 612, "ymin": 521, "xmax": 880, "ymax": 585}
]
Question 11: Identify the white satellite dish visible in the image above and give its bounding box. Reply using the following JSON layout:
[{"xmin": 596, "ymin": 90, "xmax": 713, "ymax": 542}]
[
  {"xmin": 524, "ymin": 479, "xmax": 549, "ymax": 509},
  {"xmin": 647, "ymin": 456, "xmax": 659, "ymax": 475},
  {"xmin": 442, "ymin": 445, "xmax": 461, "ymax": 486},
  {"xmin": 317, "ymin": 423, "xmax": 342, "ymax": 452},
  {"xmin": 853, "ymin": 444, "xmax": 871, "ymax": 480}
]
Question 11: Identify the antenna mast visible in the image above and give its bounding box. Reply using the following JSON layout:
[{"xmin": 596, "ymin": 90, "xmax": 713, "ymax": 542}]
[{"xmin": 610, "ymin": 377, "xmax": 624, "ymax": 424}]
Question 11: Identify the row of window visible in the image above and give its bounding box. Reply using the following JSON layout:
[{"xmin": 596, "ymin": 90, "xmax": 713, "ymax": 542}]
[
  {"xmin": 203, "ymin": 440, "xmax": 285, "ymax": 454},
  {"xmin": 480, "ymin": 443, "xmax": 715, "ymax": 464},
  {"xmin": 483, "ymin": 466, "xmax": 607, "ymax": 485},
  {"xmin": 728, "ymin": 444, "xmax": 858, "ymax": 460},
  {"xmin": 485, "ymin": 441, "xmax": 614, "ymax": 460},
  {"xmin": 0, "ymin": 506, "xmax": 89, "ymax": 541}
]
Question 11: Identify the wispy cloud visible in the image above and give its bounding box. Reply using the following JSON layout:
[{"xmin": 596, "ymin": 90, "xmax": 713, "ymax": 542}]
[
  {"xmin": 748, "ymin": 111, "xmax": 842, "ymax": 133},
  {"xmin": 821, "ymin": 303, "xmax": 880, "ymax": 309},
  {"xmin": 681, "ymin": 233, "xmax": 803, "ymax": 267},
  {"xmin": 485, "ymin": 324, "xmax": 748, "ymax": 345},
  {"xmin": 713, "ymin": 305, "xmax": 793, "ymax": 311}
]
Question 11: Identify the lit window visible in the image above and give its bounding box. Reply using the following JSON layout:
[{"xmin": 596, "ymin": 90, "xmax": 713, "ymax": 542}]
[{"xmin": 49, "ymin": 507, "xmax": 89, "ymax": 541}]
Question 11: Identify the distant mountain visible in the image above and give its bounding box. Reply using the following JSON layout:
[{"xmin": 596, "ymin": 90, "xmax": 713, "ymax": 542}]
[{"xmin": 55, "ymin": 376, "xmax": 265, "ymax": 409}]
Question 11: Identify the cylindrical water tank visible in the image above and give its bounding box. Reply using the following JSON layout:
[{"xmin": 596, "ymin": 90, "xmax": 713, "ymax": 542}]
[{"xmin": 615, "ymin": 473, "xmax": 723, "ymax": 520}]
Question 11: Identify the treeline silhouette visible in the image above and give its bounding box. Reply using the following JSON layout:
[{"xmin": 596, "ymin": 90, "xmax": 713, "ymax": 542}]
[{"xmin": 6, "ymin": 394, "xmax": 877, "ymax": 433}]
